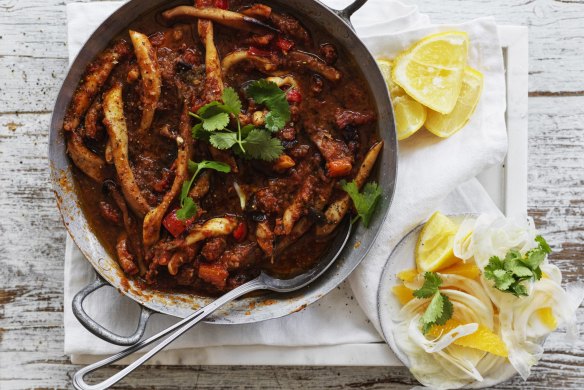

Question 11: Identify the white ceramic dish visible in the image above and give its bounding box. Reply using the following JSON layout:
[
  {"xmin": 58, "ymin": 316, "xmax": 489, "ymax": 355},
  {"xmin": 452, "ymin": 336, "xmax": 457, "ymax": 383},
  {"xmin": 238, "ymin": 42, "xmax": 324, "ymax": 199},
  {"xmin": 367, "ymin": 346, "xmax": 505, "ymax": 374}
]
[{"xmin": 377, "ymin": 214, "xmax": 518, "ymax": 389}]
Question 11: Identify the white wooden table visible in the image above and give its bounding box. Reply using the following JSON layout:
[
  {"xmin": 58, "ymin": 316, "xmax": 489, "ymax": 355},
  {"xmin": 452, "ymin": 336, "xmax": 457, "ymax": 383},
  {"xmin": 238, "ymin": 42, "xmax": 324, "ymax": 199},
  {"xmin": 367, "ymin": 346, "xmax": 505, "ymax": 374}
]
[{"xmin": 1, "ymin": 0, "xmax": 583, "ymax": 388}]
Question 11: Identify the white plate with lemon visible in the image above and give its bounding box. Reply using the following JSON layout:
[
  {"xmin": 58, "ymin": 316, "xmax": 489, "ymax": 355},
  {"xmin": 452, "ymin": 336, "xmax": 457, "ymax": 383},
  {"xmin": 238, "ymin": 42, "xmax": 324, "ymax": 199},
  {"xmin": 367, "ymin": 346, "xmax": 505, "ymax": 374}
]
[
  {"xmin": 378, "ymin": 212, "xmax": 582, "ymax": 389},
  {"xmin": 377, "ymin": 31, "xmax": 484, "ymax": 141}
]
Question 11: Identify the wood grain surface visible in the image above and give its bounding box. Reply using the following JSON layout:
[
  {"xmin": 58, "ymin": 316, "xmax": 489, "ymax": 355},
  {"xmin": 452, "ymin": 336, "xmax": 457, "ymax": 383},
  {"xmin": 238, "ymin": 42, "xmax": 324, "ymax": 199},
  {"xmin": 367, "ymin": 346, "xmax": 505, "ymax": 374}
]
[{"xmin": 1, "ymin": 0, "xmax": 583, "ymax": 388}]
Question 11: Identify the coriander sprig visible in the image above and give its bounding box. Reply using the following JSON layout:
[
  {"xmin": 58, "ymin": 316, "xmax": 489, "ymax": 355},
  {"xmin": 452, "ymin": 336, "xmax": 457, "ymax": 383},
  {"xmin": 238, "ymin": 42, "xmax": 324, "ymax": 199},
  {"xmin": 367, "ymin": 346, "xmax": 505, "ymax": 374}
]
[
  {"xmin": 483, "ymin": 235, "xmax": 552, "ymax": 297},
  {"xmin": 190, "ymin": 80, "xmax": 289, "ymax": 161},
  {"xmin": 413, "ymin": 272, "xmax": 454, "ymax": 334},
  {"xmin": 340, "ymin": 180, "xmax": 382, "ymax": 228},
  {"xmin": 175, "ymin": 160, "xmax": 231, "ymax": 221}
]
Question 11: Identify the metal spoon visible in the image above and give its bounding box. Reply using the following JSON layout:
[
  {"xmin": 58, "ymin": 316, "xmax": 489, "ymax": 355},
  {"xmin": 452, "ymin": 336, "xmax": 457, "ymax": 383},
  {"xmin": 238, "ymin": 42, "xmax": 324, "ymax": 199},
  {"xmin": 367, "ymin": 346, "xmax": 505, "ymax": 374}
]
[{"xmin": 73, "ymin": 218, "xmax": 352, "ymax": 390}]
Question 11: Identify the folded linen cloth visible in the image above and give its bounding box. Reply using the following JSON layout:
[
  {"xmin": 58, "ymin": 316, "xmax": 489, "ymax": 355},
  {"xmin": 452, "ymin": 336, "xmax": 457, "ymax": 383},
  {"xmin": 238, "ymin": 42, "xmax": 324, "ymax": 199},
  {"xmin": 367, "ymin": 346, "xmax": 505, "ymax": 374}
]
[{"xmin": 63, "ymin": 0, "xmax": 507, "ymax": 356}]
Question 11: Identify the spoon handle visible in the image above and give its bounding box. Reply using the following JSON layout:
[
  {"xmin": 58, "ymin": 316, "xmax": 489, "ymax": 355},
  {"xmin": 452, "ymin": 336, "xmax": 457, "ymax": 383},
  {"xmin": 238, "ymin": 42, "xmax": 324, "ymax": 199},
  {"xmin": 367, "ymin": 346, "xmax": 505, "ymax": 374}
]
[{"xmin": 73, "ymin": 277, "xmax": 267, "ymax": 390}]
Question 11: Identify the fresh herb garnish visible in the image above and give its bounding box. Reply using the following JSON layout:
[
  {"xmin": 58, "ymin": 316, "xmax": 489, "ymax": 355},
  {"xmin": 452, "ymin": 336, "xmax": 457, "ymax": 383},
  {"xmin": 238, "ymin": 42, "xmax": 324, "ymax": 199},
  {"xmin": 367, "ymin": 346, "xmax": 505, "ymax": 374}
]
[
  {"xmin": 245, "ymin": 79, "xmax": 291, "ymax": 132},
  {"xmin": 190, "ymin": 81, "xmax": 288, "ymax": 161},
  {"xmin": 413, "ymin": 272, "xmax": 454, "ymax": 334},
  {"xmin": 176, "ymin": 160, "xmax": 231, "ymax": 221},
  {"xmin": 483, "ymin": 235, "xmax": 552, "ymax": 297},
  {"xmin": 340, "ymin": 180, "xmax": 382, "ymax": 228}
]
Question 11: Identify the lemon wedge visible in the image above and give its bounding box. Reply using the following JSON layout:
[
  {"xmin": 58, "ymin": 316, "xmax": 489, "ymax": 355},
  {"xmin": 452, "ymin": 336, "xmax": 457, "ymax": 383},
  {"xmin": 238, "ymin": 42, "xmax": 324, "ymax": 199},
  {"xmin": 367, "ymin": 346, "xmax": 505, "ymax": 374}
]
[
  {"xmin": 377, "ymin": 58, "xmax": 426, "ymax": 140},
  {"xmin": 416, "ymin": 211, "xmax": 460, "ymax": 272},
  {"xmin": 377, "ymin": 58, "xmax": 404, "ymax": 97},
  {"xmin": 425, "ymin": 66, "xmax": 484, "ymax": 137},
  {"xmin": 429, "ymin": 319, "xmax": 509, "ymax": 357},
  {"xmin": 392, "ymin": 31, "xmax": 469, "ymax": 114}
]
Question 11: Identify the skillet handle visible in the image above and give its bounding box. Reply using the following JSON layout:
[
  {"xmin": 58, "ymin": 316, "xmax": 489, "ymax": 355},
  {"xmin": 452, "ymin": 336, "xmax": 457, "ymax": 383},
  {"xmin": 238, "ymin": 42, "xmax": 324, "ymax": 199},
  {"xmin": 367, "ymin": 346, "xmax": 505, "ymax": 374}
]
[
  {"xmin": 334, "ymin": 0, "xmax": 368, "ymax": 27},
  {"xmin": 72, "ymin": 276, "xmax": 154, "ymax": 346}
]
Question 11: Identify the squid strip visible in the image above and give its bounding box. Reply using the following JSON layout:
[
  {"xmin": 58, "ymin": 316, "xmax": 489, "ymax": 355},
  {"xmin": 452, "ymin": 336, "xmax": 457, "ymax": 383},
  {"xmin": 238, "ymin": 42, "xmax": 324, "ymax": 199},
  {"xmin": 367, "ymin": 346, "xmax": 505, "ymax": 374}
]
[
  {"xmin": 103, "ymin": 83, "xmax": 152, "ymax": 218},
  {"xmin": 286, "ymin": 51, "xmax": 341, "ymax": 82},
  {"xmin": 162, "ymin": 6, "xmax": 278, "ymax": 34},
  {"xmin": 275, "ymin": 180, "xmax": 335, "ymax": 253},
  {"xmin": 184, "ymin": 217, "xmax": 239, "ymax": 246},
  {"xmin": 142, "ymin": 105, "xmax": 193, "ymax": 248},
  {"xmin": 316, "ymin": 141, "xmax": 383, "ymax": 236},
  {"xmin": 67, "ymin": 133, "xmax": 107, "ymax": 183},
  {"xmin": 256, "ymin": 220, "xmax": 275, "ymax": 257},
  {"xmin": 129, "ymin": 30, "xmax": 161, "ymax": 134},
  {"xmin": 116, "ymin": 232, "xmax": 139, "ymax": 275},
  {"xmin": 63, "ymin": 40, "xmax": 130, "ymax": 132},
  {"xmin": 222, "ymin": 49, "xmax": 279, "ymax": 75},
  {"xmin": 276, "ymin": 175, "xmax": 319, "ymax": 236},
  {"xmin": 106, "ymin": 181, "xmax": 147, "ymax": 275},
  {"xmin": 83, "ymin": 98, "xmax": 103, "ymax": 140}
]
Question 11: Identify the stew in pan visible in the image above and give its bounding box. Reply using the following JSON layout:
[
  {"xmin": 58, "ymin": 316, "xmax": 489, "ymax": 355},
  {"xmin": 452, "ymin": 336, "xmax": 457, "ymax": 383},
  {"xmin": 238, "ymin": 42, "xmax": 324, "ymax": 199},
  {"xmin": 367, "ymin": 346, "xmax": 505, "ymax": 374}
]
[{"xmin": 64, "ymin": 0, "xmax": 382, "ymax": 296}]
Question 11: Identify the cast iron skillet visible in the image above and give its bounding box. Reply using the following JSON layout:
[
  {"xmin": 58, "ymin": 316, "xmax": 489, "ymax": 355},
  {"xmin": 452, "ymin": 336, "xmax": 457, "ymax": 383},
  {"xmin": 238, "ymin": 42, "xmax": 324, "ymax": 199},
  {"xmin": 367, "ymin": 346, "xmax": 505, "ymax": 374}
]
[{"xmin": 49, "ymin": 0, "xmax": 397, "ymax": 345}]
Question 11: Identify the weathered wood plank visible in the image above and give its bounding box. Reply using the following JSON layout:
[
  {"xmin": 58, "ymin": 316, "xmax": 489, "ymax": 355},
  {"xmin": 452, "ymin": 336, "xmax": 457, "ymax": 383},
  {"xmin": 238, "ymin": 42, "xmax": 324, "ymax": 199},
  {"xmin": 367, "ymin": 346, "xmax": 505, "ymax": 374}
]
[
  {"xmin": 415, "ymin": 0, "xmax": 584, "ymax": 94},
  {"xmin": 2, "ymin": 0, "xmax": 584, "ymax": 113},
  {"xmin": 1, "ymin": 0, "xmax": 584, "ymax": 387}
]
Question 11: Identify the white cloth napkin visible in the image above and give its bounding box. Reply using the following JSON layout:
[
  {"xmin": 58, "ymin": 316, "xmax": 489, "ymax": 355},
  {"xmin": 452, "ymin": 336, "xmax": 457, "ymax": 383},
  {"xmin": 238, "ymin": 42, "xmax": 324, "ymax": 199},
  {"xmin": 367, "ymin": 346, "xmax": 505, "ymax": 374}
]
[{"xmin": 64, "ymin": 0, "xmax": 507, "ymax": 356}]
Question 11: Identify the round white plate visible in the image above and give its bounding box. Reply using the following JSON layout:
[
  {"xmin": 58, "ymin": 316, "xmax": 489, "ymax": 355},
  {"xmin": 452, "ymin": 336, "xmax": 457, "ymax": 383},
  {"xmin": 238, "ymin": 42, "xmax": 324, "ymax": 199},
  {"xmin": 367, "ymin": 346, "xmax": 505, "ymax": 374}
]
[{"xmin": 377, "ymin": 214, "xmax": 518, "ymax": 389}]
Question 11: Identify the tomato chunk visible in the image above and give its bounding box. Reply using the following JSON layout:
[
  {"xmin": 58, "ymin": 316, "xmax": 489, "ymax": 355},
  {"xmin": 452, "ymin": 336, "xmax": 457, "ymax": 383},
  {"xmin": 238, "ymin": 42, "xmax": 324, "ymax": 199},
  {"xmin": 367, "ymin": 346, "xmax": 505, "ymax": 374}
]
[
  {"xmin": 198, "ymin": 264, "xmax": 229, "ymax": 290},
  {"xmin": 233, "ymin": 221, "xmax": 247, "ymax": 242},
  {"xmin": 163, "ymin": 208, "xmax": 195, "ymax": 238},
  {"xmin": 214, "ymin": 0, "xmax": 229, "ymax": 10},
  {"xmin": 276, "ymin": 37, "xmax": 295, "ymax": 54},
  {"xmin": 286, "ymin": 88, "xmax": 302, "ymax": 104}
]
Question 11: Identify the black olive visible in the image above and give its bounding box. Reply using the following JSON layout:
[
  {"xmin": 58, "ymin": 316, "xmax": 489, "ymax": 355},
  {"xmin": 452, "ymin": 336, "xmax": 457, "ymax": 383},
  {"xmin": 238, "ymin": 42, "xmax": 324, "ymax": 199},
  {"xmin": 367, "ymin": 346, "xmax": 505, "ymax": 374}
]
[
  {"xmin": 308, "ymin": 208, "xmax": 327, "ymax": 224},
  {"xmin": 247, "ymin": 211, "xmax": 268, "ymax": 222},
  {"xmin": 281, "ymin": 140, "xmax": 298, "ymax": 149}
]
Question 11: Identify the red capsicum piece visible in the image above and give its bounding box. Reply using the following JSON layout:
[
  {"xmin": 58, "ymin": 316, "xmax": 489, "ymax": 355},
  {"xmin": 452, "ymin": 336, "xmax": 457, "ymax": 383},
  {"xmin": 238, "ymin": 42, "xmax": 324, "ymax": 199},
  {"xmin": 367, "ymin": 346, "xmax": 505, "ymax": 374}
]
[
  {"xmin": 233, "ymin": 221, "xmax": 247, "ymax": 242},
  {"xmin": 276, "ymin": 37, "xmax": 295, "ymax": 54},
  {"xmin": 163, "ymin": 208, "xmax": 195, "ymax": 238}
]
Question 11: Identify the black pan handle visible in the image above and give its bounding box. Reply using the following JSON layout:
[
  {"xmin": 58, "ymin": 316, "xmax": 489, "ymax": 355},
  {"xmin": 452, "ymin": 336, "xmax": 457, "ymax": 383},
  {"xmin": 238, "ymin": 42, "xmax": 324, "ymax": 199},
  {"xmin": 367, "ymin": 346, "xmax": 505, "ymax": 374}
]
[
  {"xmin": 72, "ymin": 275, "xmax": 154, "ymax": 346},
  {"xmin": 334, "ymin": 0, "xmax": 368, "ymax": 27}
]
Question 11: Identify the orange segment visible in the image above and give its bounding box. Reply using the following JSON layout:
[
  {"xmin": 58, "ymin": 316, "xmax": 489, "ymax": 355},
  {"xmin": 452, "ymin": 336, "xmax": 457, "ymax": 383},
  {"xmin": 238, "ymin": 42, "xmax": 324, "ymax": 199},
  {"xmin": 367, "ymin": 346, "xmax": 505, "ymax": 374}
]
[
  {"xmin": 428, "ymin": 319, "xmax": 508, "ymax": 358},
  {"xmin": 397, "ymin": 269, "xmax": 418, "ymax": 282},
  {"xmin": 393, "ymin": 284, "xmax": 415, "ymax": 305},
  {"xmin": 536, "ymin": 307, "xmax": 557, "ymax": 330},
  {"xmin": 439, "ymin": 262, "xmax": 480, "ymax": 280}
]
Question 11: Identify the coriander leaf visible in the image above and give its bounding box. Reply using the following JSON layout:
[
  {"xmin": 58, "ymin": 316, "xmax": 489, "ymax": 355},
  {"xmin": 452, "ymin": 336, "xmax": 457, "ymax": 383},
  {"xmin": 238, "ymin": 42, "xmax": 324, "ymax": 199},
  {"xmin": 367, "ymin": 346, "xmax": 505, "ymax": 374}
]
[
  {"xmin": 176, "ymin": 197, "xmax": 197, "ymax": 220},
  {"xmin": 202, "ymin": 112, "xmax": 230, "ymax": 131},
  {"xmin": 180, "ymin": 181, "xmax": 191, "ymax": 202},
  {"xmin": 195, "ymin": 160, "xmax": 232, "ymax": 173},
  {"xmin": 241, "ymin": 129, "xmax": 284, "ymax": 161},
  {"xmin": 493, "ymin": 269, "xmax": 515, "ymax": 291},
  {"xmin": 510, "ymin": 282, "xmax": 529, "ymax": 297},
  {"xmin": 196, "ymin": 101, "xmax": 221, "ymax": 117},
  {"xmin": 176, "ymin": 160, "xmax": 231, "ymax": 221},
  {"xmin": 484, "ymin": 256, "xmax": 504, "ymax": 280},
  {"xmin": 535, "ymin": 235, "xmax": 552, "ymax": 254},
  {"xmin": 210, "ymin": 132, "xmax": 238, "ymax": 150},
  {"xmin": 241, "ymin": 124, "xmax": 255, "ymax": 138},
  {"xmin": 420, "ymin": 292, "xmax": 453, "ymax": 334},
  {"xmin": 191, "ymin": 123, "xmax": 207, "ymax": 140},
  {"xmin": 504, "ymin": 249, "xmax": 522, "ymax": 263},
  {"xmin": 246, "ymin": 79, "xmax": 291, "ymax": 132},
  {"xmin": 413, "ymin": 272, "xmax": 443, "ymax": 299},
  {"xmin": 524, "ymin": 249, "xmax": 546, "ymax": 271},
  {"xmin": 340, "ymin": 180, "xmax": 382, "ymax": 228},
  {"xmin": 504, "ymin": 257, "xmax": 534, "ymax": 278},
  {"xmin": 435, "ymin": 293, "xmax": 454, "ymax": 326},
  {"xmin": 221, "ymin": 87, "xmax": 242, "ymax": 116}
]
